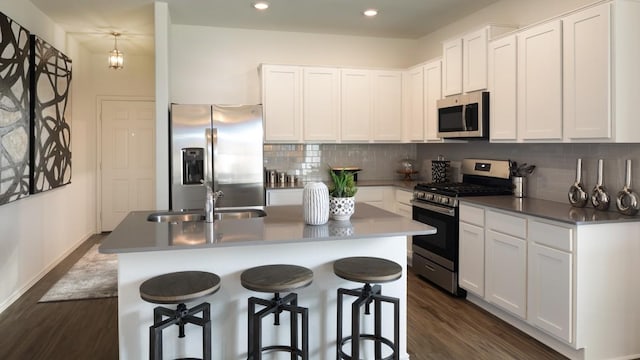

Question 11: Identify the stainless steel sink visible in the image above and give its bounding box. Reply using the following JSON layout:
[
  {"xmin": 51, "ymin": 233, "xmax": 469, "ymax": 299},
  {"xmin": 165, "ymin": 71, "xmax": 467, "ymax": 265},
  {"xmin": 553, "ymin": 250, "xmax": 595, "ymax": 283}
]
[{"xmin": 147, "ymin": 208, "xmax": 266, "ymax": 223}]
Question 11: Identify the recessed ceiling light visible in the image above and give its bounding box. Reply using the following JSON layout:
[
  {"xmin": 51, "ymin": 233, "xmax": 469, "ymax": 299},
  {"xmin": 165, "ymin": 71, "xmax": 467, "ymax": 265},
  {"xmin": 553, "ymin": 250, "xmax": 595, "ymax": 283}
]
[
  {"xmin": 363, "ymin": 9, "xmax": 378, "ymax": 17},
  {"xmin": 253, "ymin": 2, "xmax": 269, "ymax": 10}
]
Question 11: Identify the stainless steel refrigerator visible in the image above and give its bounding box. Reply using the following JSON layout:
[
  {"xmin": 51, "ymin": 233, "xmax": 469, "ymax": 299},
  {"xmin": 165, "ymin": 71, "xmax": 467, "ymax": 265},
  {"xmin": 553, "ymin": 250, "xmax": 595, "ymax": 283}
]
[{"xmin": 170, "ymin": 104, "xmax": 264, "ymax": 210}]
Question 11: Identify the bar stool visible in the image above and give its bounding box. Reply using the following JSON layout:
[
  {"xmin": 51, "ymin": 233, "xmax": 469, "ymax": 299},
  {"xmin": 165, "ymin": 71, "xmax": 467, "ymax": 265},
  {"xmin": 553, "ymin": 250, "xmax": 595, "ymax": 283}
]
[
  {"xmin": 241, "ymin": 264, "xmax": 313, "ymax": 360},
  {"xmin": 334, "ymin": 256, "xmax": 402, "ymax": 360},
  {"xmin": 139, "ymin": 271, "xmax": 221, "ymax": 360}
]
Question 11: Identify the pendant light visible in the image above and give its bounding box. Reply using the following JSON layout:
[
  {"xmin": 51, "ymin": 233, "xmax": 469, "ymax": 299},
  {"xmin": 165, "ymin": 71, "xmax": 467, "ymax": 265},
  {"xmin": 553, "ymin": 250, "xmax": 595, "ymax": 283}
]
[{"xmin": 108, "ymin": 32, "xmax": 124, "ymax": 70}]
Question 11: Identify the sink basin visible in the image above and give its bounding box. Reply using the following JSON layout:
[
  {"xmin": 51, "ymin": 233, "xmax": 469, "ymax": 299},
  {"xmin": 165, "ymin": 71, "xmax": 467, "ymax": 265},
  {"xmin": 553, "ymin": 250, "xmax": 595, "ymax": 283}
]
[
  {"xmin": 214, "ymin": 208, "xmax": 267, "ymax": 220},
  {"xmin": 147, "ymin": 208, "xmax": 266, "ymax": 223}
]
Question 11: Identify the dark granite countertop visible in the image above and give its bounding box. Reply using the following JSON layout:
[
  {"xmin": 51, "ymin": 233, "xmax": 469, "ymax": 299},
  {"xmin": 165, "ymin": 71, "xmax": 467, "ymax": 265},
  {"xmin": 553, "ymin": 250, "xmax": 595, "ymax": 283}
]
[
  {"xmin": 460, "ymin": 196, "xmax": 640, "ymax": 225},
  {"xmin": 100, "ymin": 203, "xmax": 435, "ymax": 254}
]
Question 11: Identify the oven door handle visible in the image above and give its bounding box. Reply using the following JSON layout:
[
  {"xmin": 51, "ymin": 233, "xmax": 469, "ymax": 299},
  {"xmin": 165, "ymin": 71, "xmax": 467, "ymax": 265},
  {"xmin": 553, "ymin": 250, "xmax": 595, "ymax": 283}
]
[{"xmin": 411, "ymin": 200, "xmax": 456, "ymax": 217}]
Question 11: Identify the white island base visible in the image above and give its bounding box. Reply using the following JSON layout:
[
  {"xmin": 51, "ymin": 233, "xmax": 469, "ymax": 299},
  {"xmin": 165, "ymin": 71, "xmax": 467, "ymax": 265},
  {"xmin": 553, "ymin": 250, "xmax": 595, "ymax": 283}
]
[{"xmin": 117, "ymin": 235, "xmax": 410, "ymax": 360}]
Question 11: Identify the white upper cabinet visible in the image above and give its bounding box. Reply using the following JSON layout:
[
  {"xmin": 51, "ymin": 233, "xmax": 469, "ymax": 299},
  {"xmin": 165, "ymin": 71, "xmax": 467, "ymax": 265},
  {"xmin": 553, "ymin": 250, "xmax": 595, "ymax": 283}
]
[
  {"xmin": 463, "ymin": 27, "xmax": 489, "ymax": 93},
  {"xmin": 517, "ymin": 20, "xmax": 563, "ymax": 141},
  {"xmin": 487, "ymin": 1, "xmax": 640, "ymax": 143},
  {"xmin": 403, "ymin": 59, "xmax": 442, "ymax": 142},
  {"xmin": 442, "ymin": 38, "xmax": 463, "ymax": 96},
  {"xmin": 261, "ymin": 64, "xmax": 303, "ymax": 142},
  {"xmin": 372, "ymin": 70, "xmax": 403, "ymax": 142},
  {"xmin": 423, "ymin": 59, "xmax": 443, "ymax": 141},
  {"xmin": 563, "ymin": 0, "xmax": 640, "ymax": 142},
  {"xmin": 302, "ymin": 67, "xmax": 340, "ymax": 142},
  {"xmin": 444, "ymin": 26, "xmax": 515, "ymax": 97},
  {"xmin": 563, "ymin": 3, "xmax": 611, "ymax": 141},
  {"xmin": 404, "ymin": 66, "xmax": 424, "ymax": 142},
  {"xmin": 340, "ymin": 69, "xmax": 372, "ymax": 142},
  {"xmin": 488, "ymin": 35, "xmax": 517, "ymax": 141}
]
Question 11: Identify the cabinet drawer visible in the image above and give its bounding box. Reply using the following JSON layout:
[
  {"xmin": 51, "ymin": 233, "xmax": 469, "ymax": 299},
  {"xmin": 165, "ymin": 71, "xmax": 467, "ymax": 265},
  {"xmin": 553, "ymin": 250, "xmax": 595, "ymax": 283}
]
[
  {"xmin": 266, "ymin": 189, "xmax": 303, "ymax": 206},
  {"xmin": 356, "ymin": 187, "xmax": 384, "ymax": 202},
  {"xmin": 529, "ymin": 220, "xmax": 573, "ymax": 252},
  {"xmin": 486, "ymin": 210, "xmax": 526, "ymax": 239},
  {"xmin": 395, "ymin": 189, "xmax": 413, "ymax": 206},
  {"xmin": 460, "ymin": 203, "xmax": 484, "ymax": 226}
]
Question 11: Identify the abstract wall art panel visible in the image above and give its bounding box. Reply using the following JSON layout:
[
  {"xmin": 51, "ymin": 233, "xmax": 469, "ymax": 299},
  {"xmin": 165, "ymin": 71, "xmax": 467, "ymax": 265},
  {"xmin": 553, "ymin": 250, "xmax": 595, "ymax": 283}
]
[
  {"xmin": 0, "ymin": 12, "xmax": 30, "ymax": 205},
  {"xmin": 29, "ymin": 34, "xmax": 72, "ymax": 194}
]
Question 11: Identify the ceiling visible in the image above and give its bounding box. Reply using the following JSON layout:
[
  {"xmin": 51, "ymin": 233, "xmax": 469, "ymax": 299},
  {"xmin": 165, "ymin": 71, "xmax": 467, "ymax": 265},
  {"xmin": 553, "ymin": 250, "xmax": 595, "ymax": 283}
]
[{"xmin": 29, "ymin": 0, "xmax": 500, "ymax": 55}]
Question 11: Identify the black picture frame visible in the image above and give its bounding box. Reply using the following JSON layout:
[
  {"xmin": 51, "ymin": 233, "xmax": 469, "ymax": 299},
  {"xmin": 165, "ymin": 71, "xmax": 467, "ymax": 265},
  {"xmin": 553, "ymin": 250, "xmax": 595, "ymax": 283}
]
[
  {"xmin": 0, "ymin": 12, "xmax": 31, "ymax": 205},
  {"xmin": 29, "ymin": 34, "xmax": 72, "ymax": 194}
]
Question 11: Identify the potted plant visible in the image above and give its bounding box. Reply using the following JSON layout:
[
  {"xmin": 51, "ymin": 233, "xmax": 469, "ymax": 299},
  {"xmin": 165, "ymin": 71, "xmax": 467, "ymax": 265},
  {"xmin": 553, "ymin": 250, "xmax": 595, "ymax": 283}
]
[{"xmin": 328, "ymin": 169, "xmax": 358, "ymax": 221}]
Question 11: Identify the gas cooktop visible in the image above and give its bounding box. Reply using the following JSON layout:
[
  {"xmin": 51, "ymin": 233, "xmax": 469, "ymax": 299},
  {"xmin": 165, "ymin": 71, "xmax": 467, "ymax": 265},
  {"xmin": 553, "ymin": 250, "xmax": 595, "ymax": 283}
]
[{"xmin": 415, "ymin": 182, "xmax": 513, "ymax": 197}]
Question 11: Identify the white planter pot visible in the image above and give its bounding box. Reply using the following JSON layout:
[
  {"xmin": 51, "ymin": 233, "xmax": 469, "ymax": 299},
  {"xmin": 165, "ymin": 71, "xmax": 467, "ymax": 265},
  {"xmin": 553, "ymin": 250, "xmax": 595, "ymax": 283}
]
[
  {"xmin": 302, "ymin": 182, "xmax": 329, "ymax": 225},
  {"xmin": 329, "ymin": 196, "xmax": 355, "ymax": 221}
]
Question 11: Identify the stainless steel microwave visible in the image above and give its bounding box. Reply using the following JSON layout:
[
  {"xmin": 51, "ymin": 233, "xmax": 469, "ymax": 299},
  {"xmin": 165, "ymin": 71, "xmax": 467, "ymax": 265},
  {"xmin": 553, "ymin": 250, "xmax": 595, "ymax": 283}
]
[{"xmin": 437, "ymin": 91, "xmax": 489, "ymax": 139}]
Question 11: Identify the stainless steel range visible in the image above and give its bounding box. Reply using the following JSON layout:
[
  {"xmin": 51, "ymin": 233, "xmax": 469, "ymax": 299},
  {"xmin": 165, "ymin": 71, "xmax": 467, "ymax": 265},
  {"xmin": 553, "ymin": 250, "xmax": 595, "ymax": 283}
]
[{"xmin": 411, "ymin": 159, "xmax": 512, "ymax": 296}]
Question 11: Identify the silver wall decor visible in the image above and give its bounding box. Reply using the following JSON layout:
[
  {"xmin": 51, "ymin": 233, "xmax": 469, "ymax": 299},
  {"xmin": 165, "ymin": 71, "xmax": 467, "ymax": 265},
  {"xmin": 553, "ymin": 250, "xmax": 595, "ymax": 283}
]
[
  {"xmin": 29, "ymin": 34, "xmax": 72, "ymax": 194},
  {"xmin": 0, "ymin": 12, "xmax": 30, "ymax": 205}
]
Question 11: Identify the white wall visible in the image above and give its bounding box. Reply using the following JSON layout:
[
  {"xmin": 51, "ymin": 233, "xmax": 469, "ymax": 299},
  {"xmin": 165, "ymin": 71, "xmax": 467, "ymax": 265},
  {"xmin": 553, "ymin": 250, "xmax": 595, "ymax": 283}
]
[
  {"xmin": 170, "ymin": 25, "xmax": 417, "ymax": 104},
  {"xmin": 0, "ymin": 0, "xmax": 155, "ymax": 313},
  {"xmin": 0, "ymin": 1, "xmax": 94, "ymax": 313}
]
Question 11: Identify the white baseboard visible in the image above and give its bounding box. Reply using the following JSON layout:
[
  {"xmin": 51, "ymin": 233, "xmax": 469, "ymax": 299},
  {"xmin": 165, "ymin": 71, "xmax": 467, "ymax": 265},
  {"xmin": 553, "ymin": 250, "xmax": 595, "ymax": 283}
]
[{"xmin": 0, "ymin": 231, "xmax": 94, "ymax": 314}]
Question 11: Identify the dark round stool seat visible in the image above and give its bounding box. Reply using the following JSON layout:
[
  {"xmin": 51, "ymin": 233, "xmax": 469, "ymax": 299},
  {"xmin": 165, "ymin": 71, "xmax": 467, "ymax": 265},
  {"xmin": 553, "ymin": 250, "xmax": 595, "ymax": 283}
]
[
  {"xmin": 140, "ymin": 271, "xmax": 221, "ymax": 304},
  {"xmin": 334, "ymin": 257, "xmax": 402, "ymax": 284},
  {"xmin": 241, "ymin": 264, "xmax": 313, "ymax": 293}
]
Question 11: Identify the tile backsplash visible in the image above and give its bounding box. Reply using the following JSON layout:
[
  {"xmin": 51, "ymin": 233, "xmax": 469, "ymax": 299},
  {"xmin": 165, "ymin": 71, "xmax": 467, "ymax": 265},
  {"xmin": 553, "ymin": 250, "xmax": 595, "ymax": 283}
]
[
  {"xmin": 264, "ymin": 144, "xmax": 418, "ymax": 181},
  {"xmin": 417, "ymin": 142, "xmax": 640, "ymax": 204},
  {"xmin": 265, "ymin": 141, "xmax": 640, "ymax": 206}
]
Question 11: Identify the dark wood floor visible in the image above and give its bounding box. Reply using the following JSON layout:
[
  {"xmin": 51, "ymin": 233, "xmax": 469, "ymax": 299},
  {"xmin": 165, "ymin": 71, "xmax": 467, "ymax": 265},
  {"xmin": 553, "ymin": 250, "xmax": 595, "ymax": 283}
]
[{"xmin": 0, "ymin": 236, "xmax": 565, "ymax": 359}]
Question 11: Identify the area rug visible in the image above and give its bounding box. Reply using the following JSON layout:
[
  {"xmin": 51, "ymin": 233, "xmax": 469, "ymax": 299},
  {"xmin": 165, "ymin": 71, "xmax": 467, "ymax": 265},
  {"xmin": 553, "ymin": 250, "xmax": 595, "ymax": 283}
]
[{"xmin": 39, "ymin": 244, "xmax": 118, "ymax": 302}]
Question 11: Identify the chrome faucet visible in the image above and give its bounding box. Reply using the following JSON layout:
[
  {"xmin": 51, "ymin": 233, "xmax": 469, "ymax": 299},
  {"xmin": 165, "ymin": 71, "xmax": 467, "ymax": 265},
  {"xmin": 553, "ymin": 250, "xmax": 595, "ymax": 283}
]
[{"xmin": 205, "ymin": 184, "xmax": 223, "ymax": 223}]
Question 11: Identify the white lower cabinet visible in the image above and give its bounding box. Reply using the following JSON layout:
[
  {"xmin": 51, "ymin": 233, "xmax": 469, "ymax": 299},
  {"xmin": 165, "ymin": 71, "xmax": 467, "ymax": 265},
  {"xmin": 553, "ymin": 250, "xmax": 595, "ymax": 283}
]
[
  {"xmin": 458, "ymin": 203, "xmax": 574, "ymax": 341},
  {"xmin": 267, "ymin": 186, "xmax": 394, "ymax": 210},
  {"xmin": 527, "ymin": 219, "xmax": 573, "ymax": 343},
  {"xmin": 265, "ymin": 188, "xmax": 303, "ymax": 206},
  {"xmin": 394, "ymin": 189, "xmax": 413, "ymax": 218},
  {"xmin": 458, "ymin": 221, "xmax": 485, "ymax": 297},
  {"xmin": 485, "ymin": 228, "xmax": 527, "ymax": 318}
]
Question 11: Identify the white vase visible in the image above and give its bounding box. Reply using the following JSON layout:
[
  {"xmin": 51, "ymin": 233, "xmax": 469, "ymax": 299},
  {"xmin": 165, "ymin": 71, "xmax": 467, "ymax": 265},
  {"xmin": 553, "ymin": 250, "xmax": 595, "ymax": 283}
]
[
  {"xmin": 302, "ymin": 182, "xmax": 329, "ymax": 225},
  {"xmin": 329, "ymin": 196, "xmax": 355, "ymax": 221}
]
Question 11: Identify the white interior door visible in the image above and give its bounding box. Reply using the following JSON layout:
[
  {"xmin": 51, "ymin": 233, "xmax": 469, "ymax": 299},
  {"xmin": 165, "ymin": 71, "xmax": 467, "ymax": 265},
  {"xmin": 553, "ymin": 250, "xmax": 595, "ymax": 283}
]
[{"xmin": 100, "ymin": 100, "xmax": 156, "ymax": 231}]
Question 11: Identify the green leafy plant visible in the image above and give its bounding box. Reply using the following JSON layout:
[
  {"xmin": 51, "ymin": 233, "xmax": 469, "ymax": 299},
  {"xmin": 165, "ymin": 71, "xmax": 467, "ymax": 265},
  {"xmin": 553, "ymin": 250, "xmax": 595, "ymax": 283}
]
[{"xmin": 328, "ymin": 169, "xmax": 358, "ymax": 198}]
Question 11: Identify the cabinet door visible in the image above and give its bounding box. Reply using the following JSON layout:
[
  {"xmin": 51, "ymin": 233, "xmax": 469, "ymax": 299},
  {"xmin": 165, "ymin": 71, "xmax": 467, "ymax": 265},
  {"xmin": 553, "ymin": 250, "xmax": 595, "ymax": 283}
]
[
  {"xmin": 372, "ymin": 71, "xmax": 403, "ymax": 142},
  {"xmin": 463, "ymin": 27, "xmax": 489, "ymax": 92},
  {"xmin": 340, "ymin": 69, "xmax": 372, "ymax": 141},
  {"xmin": 459, "ymin": 221, "xmax": 485, "ymax": 297},
  {"xmin": 528, "ymin": 242, "xmax": 573, "ymax": 343},
  {"xmin": 517, "ymin": 21, "xmax": 563, "ymax": 141},
  {"xmin": 261, "ymin": 65, "xmax": 303, "ymax": 142},
  {"xmin": 485, "ymin": 230, "xmax": 527, "ymax": 318},
  {"xmin": 442, "ymin": 38, "xmax": 463, "ymax": 96},
  {"xmin": 405, "ymin": 66, "xmax": 424, "ymax": 141},
  {"xmin": 266, "ymin": 189, "xmax": 303, "ymax": 206},
  {"xmin": 488, "ymin": 35, "xmax": 517, "ymax": 141},
  {"xmin": 303, "ymin": 67, "xmax": 340, "ymax": 142},
  {"xmin": 355, "ymin": 186, "xmax": 386, "ymax": 209},
  {"xmin": 423, "ymin": 60, "xmax": 442, "ymax": 141},
  {"xmin": 563, "ymin": 3, "xmax": 611, "ymax": 140}
]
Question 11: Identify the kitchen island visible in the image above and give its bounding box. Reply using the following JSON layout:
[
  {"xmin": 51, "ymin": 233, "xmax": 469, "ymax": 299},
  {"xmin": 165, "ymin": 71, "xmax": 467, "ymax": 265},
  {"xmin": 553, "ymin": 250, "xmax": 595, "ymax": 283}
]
[{"xmin": 100, "ymin": 203, "xmax": 435, "ymax": 360}]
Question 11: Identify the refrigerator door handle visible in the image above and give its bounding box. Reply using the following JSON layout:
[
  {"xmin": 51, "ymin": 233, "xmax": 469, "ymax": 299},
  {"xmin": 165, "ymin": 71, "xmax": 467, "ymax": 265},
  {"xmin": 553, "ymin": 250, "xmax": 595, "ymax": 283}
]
[{"xmin": 204, "ymin": 128, "xmax": 213, "ymax": 189}]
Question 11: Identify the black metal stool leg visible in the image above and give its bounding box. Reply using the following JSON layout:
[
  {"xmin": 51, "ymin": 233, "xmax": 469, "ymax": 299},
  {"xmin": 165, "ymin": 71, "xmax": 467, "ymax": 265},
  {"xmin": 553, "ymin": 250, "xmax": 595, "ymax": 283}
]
[
  {"xmin": 337, "ymin": 288, "xmax": 344, "ymax": 360},
  {"xmin": 202, "ymin": 303, "xmax": 212, "ymax": 360},
  {"xmin": 290, "ymin": 295, "xmax": 298, "ymax": 360},
  {"xmin": 375, "ymin": 296, "xmax": 382, "ymax": 359}
]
